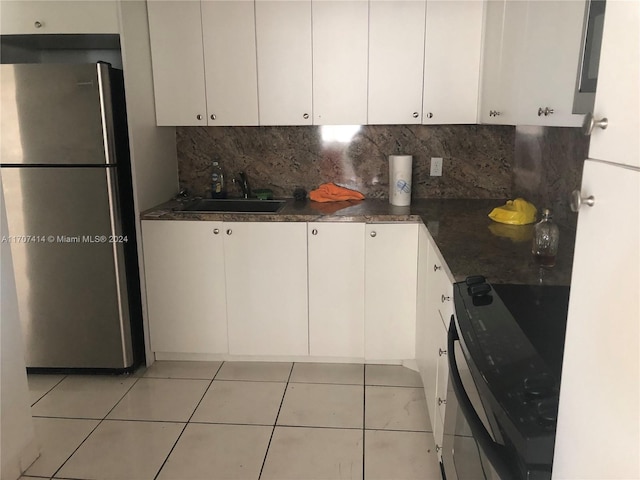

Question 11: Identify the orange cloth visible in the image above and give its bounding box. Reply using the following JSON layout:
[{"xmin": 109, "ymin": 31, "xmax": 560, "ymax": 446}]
[{"xmin": 309, "ymin": 183, "xmax": 365, "ymax": 203}]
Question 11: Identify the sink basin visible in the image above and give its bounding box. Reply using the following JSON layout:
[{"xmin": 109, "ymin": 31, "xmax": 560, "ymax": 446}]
[{"xmin": 182, "ymin": 198, "xmax": 286, "ymax": 213}]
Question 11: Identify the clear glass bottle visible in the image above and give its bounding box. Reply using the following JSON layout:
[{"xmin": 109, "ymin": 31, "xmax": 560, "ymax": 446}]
[
  {"xmin": 532, "ymin": 208, "xmax": 560, "ymax": 268},
  {"xmin": 211, "ymin": 161, "xmax": 226, "ymax": 199}
]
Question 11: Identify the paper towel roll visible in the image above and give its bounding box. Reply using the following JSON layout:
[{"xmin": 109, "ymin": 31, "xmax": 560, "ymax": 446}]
[{"xmin": 389, "ymin": 155, "xmax": 413, "ymax": 206}]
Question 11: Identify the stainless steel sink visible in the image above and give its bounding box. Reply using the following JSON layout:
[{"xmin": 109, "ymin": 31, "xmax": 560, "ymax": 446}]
[{"xmin": 182, "ymin": 198, "xmax": 286, "ymax": 213}]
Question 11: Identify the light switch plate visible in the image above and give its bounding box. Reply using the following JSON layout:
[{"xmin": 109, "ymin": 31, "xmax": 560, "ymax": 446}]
[{"xmin": 430, "ymin": 157, "xmax": 443, "ymax": 176}]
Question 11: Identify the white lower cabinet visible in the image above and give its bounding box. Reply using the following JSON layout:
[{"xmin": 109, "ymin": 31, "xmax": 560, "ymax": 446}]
[
  {"xmin": 308, "ymin": 222, "xmax": 365, "ymax": 357},
  {"xmin": 141, "ymin": 220, "xmax": 228, "ymax": 354},
  {"xmin": 143, "ymin": 220, "xmax": 422, "ymax": 362},
  {"xmin": 417, "ymin": 225, "xmax": 454, "ymax": 452},
  {"xmin": 364, "ymin": 223, "xmax": 419, "ymax": 360},
  {"xmin": 224, "ymin": 222, "xmax": 309, "ymax": 356}
]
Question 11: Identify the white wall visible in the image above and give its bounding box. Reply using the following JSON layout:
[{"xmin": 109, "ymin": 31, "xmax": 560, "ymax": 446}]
[
  {"xmin": 117, "ymin": 0, "xmax": 179, "ymax": 364},
  {"xmin": 0, "ymin": 180, "xmax": 38, "ymax": 480}
]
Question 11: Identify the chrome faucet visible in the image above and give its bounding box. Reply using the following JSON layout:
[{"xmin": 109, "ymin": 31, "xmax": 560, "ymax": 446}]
[{"xmin": 238, "ymin": 171, "xmax": 251, "ymax": 199}]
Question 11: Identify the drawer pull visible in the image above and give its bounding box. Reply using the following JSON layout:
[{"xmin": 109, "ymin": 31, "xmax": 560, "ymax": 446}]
[
  {"xmin": 311, "ymin": 229, "xmax": 318, "ymax": 235},
  {"xmin": 434, "ymin": 264, "xmax": 441, "ymax": 272},
  {"xmin": 226, "ymin": 229, "xmax": 232, "ymax": 235},
  {"xmin": 441, "ymin": 294, "xmax": 451, "ymax": 303},
  {"xmin": 213, "ymin": 228, "xmax": 219, "ymax": 235},
  {"xmin": 438, "ymin": 397, "xmax": 447, "ymax": 406},
  {"xmin": 438, "ymin": 348, "xmax": 447, "ymax": 357}
]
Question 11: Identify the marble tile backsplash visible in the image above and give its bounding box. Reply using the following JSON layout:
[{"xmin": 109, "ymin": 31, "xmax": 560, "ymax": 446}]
[
  {"xmin": 176, "ymin": 125, "xmax": 515, "ymax": 200},
  {"xmin": 512, "ymin": 126, "xmax": 589, "ymax": 229},
  {"xmin": 176, "ymin": 124, "xmax": 588, "ymax": 228}
]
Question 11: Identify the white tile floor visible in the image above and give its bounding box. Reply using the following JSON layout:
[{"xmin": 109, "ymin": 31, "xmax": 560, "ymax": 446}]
[{"xmin": 20, "ymin": 361, "xmax": 441, "ymax": 480}]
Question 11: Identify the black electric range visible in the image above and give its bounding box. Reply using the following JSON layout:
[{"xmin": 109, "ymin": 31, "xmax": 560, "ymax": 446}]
[{"xmin": 450, "ymin": 279, "xmax": 571, "ymax": 479}]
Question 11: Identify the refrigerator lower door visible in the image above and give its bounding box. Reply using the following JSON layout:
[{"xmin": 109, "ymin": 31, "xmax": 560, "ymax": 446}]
[{"xmin": 1, "ymin": 166, "xmax": 133, "ymax": 369}]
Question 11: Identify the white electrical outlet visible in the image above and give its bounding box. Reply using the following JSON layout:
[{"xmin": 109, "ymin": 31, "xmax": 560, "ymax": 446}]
[{"xmin": 430, "ymin": 157, "xmax": 443, "ymax": 176}]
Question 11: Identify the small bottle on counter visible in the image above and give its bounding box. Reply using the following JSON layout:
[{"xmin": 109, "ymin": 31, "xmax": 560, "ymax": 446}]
[
  {"xmin": 532, "ymin": 208, "xmax": 559, "ymax": 268},
  {"xmin": 211, "ymin": 161, "xmax": 226, "ymax": 199}
]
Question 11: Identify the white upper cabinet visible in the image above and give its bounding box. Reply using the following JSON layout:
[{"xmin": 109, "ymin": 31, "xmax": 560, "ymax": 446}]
[
  {"xmin": 368, "ymin": 0, "xmax": 426, "ymax": 125},
  {"xmin": 255, "ymin": 0, "xmax": 313, "ymax": 126},
  {"xmin": 312, "ymin": 0, "xmax": 369, "ymax": 125},
  {"xmin": 517, "ymin": 0, "xmax": 586, "ymax": 126},
  {"xmin": 586, "ymin": 0, "xmax": 640, "ymax": 168},
  {"xmin": 479, "ymin": 0, "xmax": 526, "ymax": 125},
  {"xmin": 201, "ymin": 0, "xmax": 259, "ymax": 126},
  {"xmin": 147, "ymin": 0, "xmax": 207, "ymax": 126},
  {"xmin": 0, "ymin": 0, "xmax": 119, "ymax": 35},
  {"xmin": 479, "ymin": 0, "xmax": 586, "ymax": 126},
  {"xmin": 422, "ymin": 0, "xmax": 483, "ymax": 125}
]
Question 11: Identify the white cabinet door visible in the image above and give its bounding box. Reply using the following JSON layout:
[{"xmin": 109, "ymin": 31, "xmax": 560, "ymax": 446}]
[
  {"xmin": 308, "ymin": 222, "xmax": 365, "ymax": 357},
  {"xmin": 517, "ymin": 0, "xmax": 585, "ymax": 127},
  {"xmin": 586, "ymin": 0, "xmax": 640, "ymax": 168},
  {"xmin": 201, "ymin": 0, "xmax": 259, "ymax": 126},
  {"xmin": 364, "ymin": 223, "xmax": 418, "ymax": 360},
  {"xmin": 422, "ymin": 0, "xmax": 483, "ymax": 124},
  {"xmin": 224, "ymin": 222, "xmax": 309, "ymax": 356},
  {"xmin": 147, "ymin": 0, "xmax": 207, "ymax": 126},
  {"xmin": 368, "ymin": 0, "xmax": 426, "ymax": 125},
  {"xmin": 255, "ymin": 0, "xmax": 313, "ymax": 125},
  {"xmin": 479, "ymin": 0, "xmax": 526, "ymax": 125},
  {"xmin": 0, "ymin": 0, "xmax": 118, "ymax": 34},
  {"xmin": 312, "ymin": 0, "xmax": 368, "ymax": 125},
  {"xmin": 553, "ymin": 160, "xmax": 639, "ymax": 479},
  {"xmin": 416, "ymin": 225, "xmax": 439, "ymax": 432},
  {"xmin": 141, "ymin": 220, "xmax": 228, "ymax": 354}
]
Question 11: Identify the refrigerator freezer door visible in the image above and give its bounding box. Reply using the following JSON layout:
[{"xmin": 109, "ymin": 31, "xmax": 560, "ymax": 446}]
[
  {"xmin": 0, "ymin": 63, "xmax": 114, "ymax": 166},
  {"xmin": 1, "ymin": 166, "xmax": 133, "ymax": 369}
]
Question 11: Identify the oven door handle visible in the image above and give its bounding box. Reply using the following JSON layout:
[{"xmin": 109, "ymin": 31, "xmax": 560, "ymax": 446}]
[{"xmin": 448, "ymin": 315, "xmax": 517, "ymax": 479}]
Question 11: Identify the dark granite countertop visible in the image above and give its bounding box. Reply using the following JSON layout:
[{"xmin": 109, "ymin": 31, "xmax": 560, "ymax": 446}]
[{"xmin": 141, "ymin": 198, "xmax": 575, "ymax": 286}]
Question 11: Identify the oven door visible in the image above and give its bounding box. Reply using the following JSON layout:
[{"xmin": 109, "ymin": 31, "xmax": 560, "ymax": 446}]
[{"xmin": 442, "ymin": 316, "xmax": 516, "ymax": 480}]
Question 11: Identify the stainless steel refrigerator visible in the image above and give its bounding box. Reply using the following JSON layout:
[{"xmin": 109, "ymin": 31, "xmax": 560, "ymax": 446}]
[{"xmin": 0, "ymin": 63, "xmax": 143, "ymax": 372}]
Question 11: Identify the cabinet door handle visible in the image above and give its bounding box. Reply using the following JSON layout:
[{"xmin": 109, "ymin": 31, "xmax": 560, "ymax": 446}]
[
  {"xmin": 213, "ymin": 228, "xmax": 219, "ymax": 235},
  {"xmin": 226, "ymin": 229, "xmax": 232, "ymax": 235},
  {"xmin": 441, "ymin": 294, "xmax": 451, "ymax": 303},
  {"xmin": 570, "ymin": 190, "xmax": 596, "ymax": 212},
  {"xmin": 311, "ymin": 229, "xmax": 318, "ymax": 235},
  {"xmin": 582, "ymin": 112, "xmax": 609, "ymax": 135},
  {"xmin": 369, "ymin": 231, "xmax": 377, "ymax": 238},
  {"xmin": 425, "ymin": 112, "xmax": 433, "ymax": 119},
  {"xmin": 210, "ymin": 114, "xmax": 216, "ymax": 120},
  {"xmin": 439, "ymin": 348, "xmax": 447, "ymax": 356},
  {"xmin": 34, "ymin": 20, "xmax": 43, "ymax": 28},
  {"xmin": 489, "ymin": 110, "xmax": 502, "ymax": 117},
  {"xmin": 538, "ymin": 107, "xmax": 555, "ymax": 117},
  {"xmin": 412, "ymin": 112, "xmax": 419, "ymax": 118},
  {"xmin": 303, "ymin": 113, "xmax": 309, "ymax": 119},
  {"xmin": 434, "ymin": 264, "xmax": 441, "ymax": 272},
  {"xmin": 196, "ymin": 114, "xmax": 203, "ymax": 120},
  {"xmin": 438, "ymin": 397, "xmax": 447, "ymax": 406}
]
